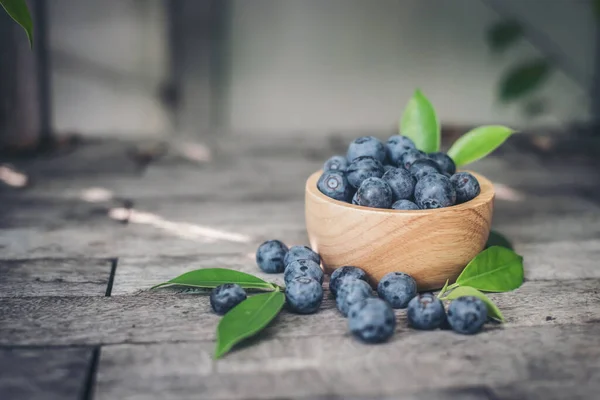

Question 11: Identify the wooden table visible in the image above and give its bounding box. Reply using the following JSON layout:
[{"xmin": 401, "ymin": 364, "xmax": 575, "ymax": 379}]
[{"xmin": 1, "ymin": 134, "xmax": 599, "ymax": 400}]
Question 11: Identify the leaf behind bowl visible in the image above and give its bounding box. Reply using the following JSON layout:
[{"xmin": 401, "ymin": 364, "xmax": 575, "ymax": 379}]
[
  {"xmin": 447, "ymin": 125, "xmax": 515, "ymax": 167},
  {"xmin": 456, "ymin": 246, "xmax": 524, "ymax": 292},
  {"xmin": 400, "ymin": 89, "xmax": 440, "ymax": 153}
]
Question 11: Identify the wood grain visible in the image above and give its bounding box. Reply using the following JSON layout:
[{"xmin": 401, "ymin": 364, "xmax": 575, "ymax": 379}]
[{"xmin": 305, "ymin": 171, "xmax": 494, "ymax": 290}]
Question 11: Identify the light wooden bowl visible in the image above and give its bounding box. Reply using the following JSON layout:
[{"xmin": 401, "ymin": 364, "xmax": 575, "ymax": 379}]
[{"xmin": 305, "ymin": 171, "xmax": 494, "ymax": 290}]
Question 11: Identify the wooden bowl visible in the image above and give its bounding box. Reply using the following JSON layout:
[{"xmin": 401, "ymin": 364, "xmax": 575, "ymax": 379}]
[{"xmin": 305, "ymin": 171, "xmax": 494, "ymax": 290}]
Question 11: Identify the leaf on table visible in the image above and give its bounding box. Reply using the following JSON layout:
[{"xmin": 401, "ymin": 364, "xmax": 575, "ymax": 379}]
[
  {"xmin": 447, "ymin": 125, "xmax": 515, "ymax": 167},
  {"xmin": 215, "ymin": 291, "xmax": 286, "ymax": 358},
  {"xmin": 456, "ymin": 246, "xmax": 524, "ymax": 292},
  {"xmin": 486, "ymin": 230, "xmax": 513, "ymax": 250},
  {"xmin": 499, "ymin": 59, "xmax": 552, "ymax": 103},
  {"xmin": 150, "ymin": 268, "xmax": 276, "ymax": 291},
  {"xmin": 400, "ymin": 89, "xmax": 440, "ymax": 153},
  {"xmin": 443, "ymin": 285, "xmax": 505, "ymax": 322},
  {"xmin": 486, "ymin": 20, "xmax": 523, "ymax": 53},
  {"xmin": 0, "ymin": 0, "xmax": 33, "ymax": 48}
]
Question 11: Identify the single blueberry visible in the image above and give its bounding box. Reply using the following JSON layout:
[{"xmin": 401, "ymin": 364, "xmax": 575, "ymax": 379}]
[
  {"xmin": 348, "ymin": 298, "xmax": 396, "ymax": 343},
  {"xmin": 409, "ymin": 159, "xmax": 442, "ymax": 180},
  {"xmin": 450, "ymin": 172, "xmax": 481, "ymax": 204},
  {"xmin": 399, "ymin": 149, "xmax": 426, "ymax": 170},
  {"xmin": 317, "ymin": 170, "xmax": 354, "ymax": 202},
  {"xmin": 351, "ymin": 192, "xmax": 360, "ymax": 205},
  {"xmin": 356, "ymin": 177, "xmax": 393, "ymax": 209},
  {"xmin": 256, "ymin": 240, "xmax": 288, "ymax": 273},
  {"xmin": 347, "ymin": 136, "xmax": 386, "ymax": 163},
  {"xmin": 336, "ymin": 279, "xmax": 373, "ymax": 317},
  {"xmin": 329, "ymin": 266, "xmax": 367, "ymax": 297},
  {"xmin": 414, "ymin": 173, "xmax": 456, "ymax": 209},
  {"xmin": 382, "ymin": 167, "xmax": 416, "ymax": 201},
  {"xmin": 284, "ymin": 245, "xmax": 320, "ymax": 267},
  {"xmin": 346, "ymin": 156, "xmax": 385, "ymax": 189},
  {"xmin": 210, "ymin": 283, "xmax": 247, "ymax": 315},
  {"xmin": 428, "ymin": 152, "xmax": 456, "ymax": 175},
  {"xmin": 386, "ymin": 135, "xmax": 416, "ymax": 166},
  {"xmin": 376, "ymin": 272, "xmax": 417, "ymax": 309},
  {"xmin": 391, "ymin": 199, "xmax": 420, "ymax": 210},
  {"xmin": 323, "ymin": 155, "xmax": 348, "ymax": 172},
  {"xmin": 383, "ymin": 164, "xmax": 396, "ymax": 174},
  {"xmin": 284, "ymin": 259, "xmax": 324, "ymax": 285},
  {"xmin": 447, "ymin": 296, "xmax": 488, "ymax": 334},
  {"xmin": 286, "ymin": 276, "xmax": 323, "ymax": 314},
  {"xmin": 407, "ymin": 293, "xmax": 446, "ymax": 330}
]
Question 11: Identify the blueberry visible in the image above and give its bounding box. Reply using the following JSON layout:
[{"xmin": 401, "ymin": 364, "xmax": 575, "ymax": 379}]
[
  {"xmin": 348, "ymin": 298, "xmax": 396, "ymax": 343},
  {"xmin": 323, "ymin": 155, "xmax": 348, "ymax": 172},
  {"xmin": 210, "ymin": 284, "xmax": 247, "ymax": 315},
  {"xmin": 409, "ymin": 159, "xmax": 441, "ymax": 180},
  {"xmin": 376, "ymin": 272, "xmax": 417, "ymax": 309},
  {"xmin": 356, "ymin": 177, "xmax": 393, "ymax": 209},
  {"xmin": 256, "ymin": 240, "xmax": 288, "ymax": 273},
  {"xmin": 346, "ymin": 156, "xmax": 385, "ymax": 189},
  {"xmin": 391, "ymin": 199, "xmax": 420, "ymax": 210},
  {"xmin": 450, "ymin": 172, "xmax": 481, "ymax": 204},
  {"xmin": 407, "ymin": 293, "xmax": 446, "ymax": 330},
  {"xmin": 284, "ymin": 245, "xmax": 320, "ymax": 267},
  {"xmin": 414, "ymin": 173, "xmax": 456, "ymax": 209},
  {"xmin": 399, "ymin": 149, "xmax": 426, "ymax": 170},
  {"xmin": 317, "ymin": 170, "xmax": 354, "ymax": 202},
  {"xmin": 286, "ymin": 276, "xmax": 323, "ymax": 314},
  {"xmin": 447, "ymin": 296, "xmax": 488, "ymax": 334},
  {"xmin": 386, "ymin": 135, "xmax": 416, "ymax": 165},
  {"xmin": 330, "ymin": 266, "xmax": 367, "ymax": 297},
  {"xmin": 284, "ymin": 259, "xmax": 324, "ymax": 285},
  {"xmin": 382, "ymin": 167, "xmax": 416, "ymax": 201},
  {"xmin": 347, "ymin": 136, "xmax": 386, "ymax": 163},
  {"xmin": 336, "ymin": 279, "xmax": 373, "ymax": 317},
  {"xmin": 428, "ymin": 152, "xmax": 456, "ymax": 175},
  {"xmin": 383, "ymin": 164, "xmax": 396, "ymax": 174},
  {"xmin": 351, "ymin": 192, "xmax": 359, "ymax": 205}
]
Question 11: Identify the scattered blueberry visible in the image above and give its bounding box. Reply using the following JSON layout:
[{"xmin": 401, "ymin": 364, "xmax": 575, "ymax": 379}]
[
  {"xmin": 348, "ymin": 298, "xmax": 396, "ymax": 343},
  {"xmin": 376, "ymin": 272, "xmax": 417, "ymax": 309},
  {"xmin": 284, "ymin": 245, "xmax": 321, "ymax": 267},
  {"xmin": 336, "ymin": 279, "xmax": 373, "ymax": 316},
  {"xmin": 323, "ymin": 155, "xmax": 348, "ymax": 172},
  {"xmin": 414, "ymin": 173, "xmax": 456, "ymax": 209},
  {"xmin": 256, "ymin": 240, "xmax": 288, "ymax": 273},
  {"xmin": 284, "ymin": 259, "xmax": 324, "ymax": 285},
  {"xmin": 210, "ymin": 284, "xmax": 247, "ymax": 315},
  {"xmin": 399, "ymin": 149, "xmax": 426, "ymax": 170},
  {"xmin": 391, "ymin": 199, "xmax": 420, "ymax": 210},
  {"xmin": 409, "ymin": 159, "xmax": 441, "ymax": 180},
  {"xmin": 447, "ymin": 296, "xmax": 488, "ymax": 334},
  {"xmin": 356, "ymin": 177, "xmax": 393, "ymax": 209},
  {"xmin": 347, "ymin": 136, "xmax": 386, "ymax": 163},
  {"xmin": 382, "ymin": 167, "xmax": 415, "ymax": 201},
  {"xmin": 286, "ymin": 276, "xmax": 324, "ymax": 314},
  {"xmin": 450, "ymin": 172, "xmax": 481, "ymax": 204},
  {"xmin": 330, "ymin": 266, "xmax": 367, "ymax": 297},
  {"xmin": 407, "ymin": 293, "xmax": 446, "ymax": 330},
  {"xmin": 428, "ymin": 152, "xmax": 456, "ymax": 175},
  {"xmin": 386, "ymin": 135, "xmax": 416, "ymax": 165},
  {"xmin": 317, "ymin": 170, "xmax": 354, "ymax": 202},
  {"xmin": 346, "ymin": 156, "xmax": 385, "ymax": 189}
]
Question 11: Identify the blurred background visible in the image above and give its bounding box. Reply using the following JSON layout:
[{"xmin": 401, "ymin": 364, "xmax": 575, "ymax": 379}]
[{"xmin": 1, "ymin": 0, "xmax": 598, "ymax": 150}]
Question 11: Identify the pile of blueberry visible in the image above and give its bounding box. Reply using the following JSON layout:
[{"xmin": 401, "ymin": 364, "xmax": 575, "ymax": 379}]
[
  {"xmin": 318, "ymin": 135, "xmax": 481, "ymax": 210},
  {"xmin": 208, "ymin": 240, "xmax": 490, "ymax": 343}
]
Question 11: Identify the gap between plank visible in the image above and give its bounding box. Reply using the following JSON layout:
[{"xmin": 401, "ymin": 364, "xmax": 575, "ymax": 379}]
[
  {"xmin": 81, "ymin": 346, "xmax": 101, "ymax": 400},
  {"xmin": 105, "ymin": 258, "xmax": 118, "ymax": 297}
]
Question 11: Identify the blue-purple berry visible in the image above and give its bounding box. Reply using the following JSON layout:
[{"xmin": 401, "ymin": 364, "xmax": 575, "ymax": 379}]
[
  {"xmin": 386, "ymin": 135, "xmax": 416, "ymax": 166},
  {"xmin": 414, "ymin": 173, "xmax": 456, "ymax": 209},
  {"xmin": 317, "ymin": 170, "xmax": 354, "ymax": 202},
  {"xmin": 256, "ymin": 240, "xmax": 288, "ymax": 273},
  {"xmin": 351, "ymin": 192, "xmax": 359, "ymax": 205},
  {"xmin": 347, "ymin": 136, "xmax": 386, "ymax": 163},
  {"xmin": 382, "ymin": 167, "xmax": 416, "ymax": 201},
  {"xmin": 330, "ymin": 266, "xmax": 367, "ymax": 297},
  {"xmin": 383, "ymin": 164, "xmax": 396, "ymax": 174},
  {"xmin": 377, "ymin": 272, "xmax": 417, "ymax": 309},
  {"xmin": 348, "ymin": 298, "xmax": 396, "ymax": 343},
  {"xmin": 284, "ymin": 245, "xmax": 320, "ymax": 267},
  {"xmin": 399, "ymin": 149, "xmax": 427, "ymax": 170},
  {"xmin": 391, "ymin": 199, "xmax": 420, "ymax": 210},
  {"xmin": 284, "ymin": 259, "xmax": 324, "ymax": 285},
  {"xmin": 428, "ymin": 152, "xmax": 456, "ymax": 175},
  {"xmin": 447, "ymin": 296, "xmax": 487, "ymax": 334},
  {"xmin": 356, "ymin": 177, "xmax": 393, "ymax": 209},
  {"xmin": 336, "ymin": 279, "xmax": 373, "ymax": 316},
  {"xmin": 210, "ymin": 284, "xmax": 247, "ymax": 315},
  {"xmin": 409, "ymin": 159, "xmax": 442, "ymax": 180},
  {"xmin": 346, "ymin": 156, "xmax": 385, "ymax": 189},
  {"xmin": 407, "ymin": 293, "xmax": 446, "ymax": 330},
  {"xmin": 286, "ymin": 276, "xmax": 323, "ymax": 314},
  {"xmin": 323, "ymin": 155, "xmax": 348, "ymax": 172},
  {"xmin": 450, "ymin": 172, "xmax": 481, "ymax": 204}
]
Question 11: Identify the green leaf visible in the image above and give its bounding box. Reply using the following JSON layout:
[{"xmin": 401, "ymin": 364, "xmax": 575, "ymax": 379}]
[
  {"xmin": 0, "ymin": 0, "xmax": 34, "ymax": 48},
  {"xmin": 215, "ymin": 291, "xmax": 285, "ymax": 358},
  {"xmin": 456, "ymin": 246, "xmax": 524, "ymax": 292},
  {"xmin": 486, "ymin": 20, "xmax": 523, "ymax": 53},
  {"xmin": 593, "ymin": 0, "xmax": 600, "ymax": 21},
  {"xmin": 486, "ymin": 230, "xmax": 513, "ymax": 250},
  {"xmin": 437, "ymin": 279, "xmax": 449, "ymax": 299},
  {"xmin": 400, "ymin": 89, "xmax": 440, "ymax": 153},
  {"xmin": 499, "ymin": 59, "xmax": 552, "ymax": 103},
  {"xmin": 443, "ymin": 286, "xmax": 505, "ymax": 322},
  {"xmin": 447, "ymin": 125, "xmax": 515, "ymax": 167},
  {"xmin": 150, "ymin": 268, "xmax": 276, "ymax": 291}
]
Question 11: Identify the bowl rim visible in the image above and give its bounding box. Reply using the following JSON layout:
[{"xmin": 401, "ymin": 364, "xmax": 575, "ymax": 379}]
[{"xmin": 306, "ymin": 170, "xmax": 495, "ymax": 215}]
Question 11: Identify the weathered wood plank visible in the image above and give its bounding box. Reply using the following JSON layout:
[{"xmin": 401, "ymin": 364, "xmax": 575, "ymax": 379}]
[
  {"xmin": 0, "ymin": 258, "xmax": 112, "ymax": 297},
  {"xmin": 1, "ymin": 279, "xmax": 598, "ymax": 346},
  {"xmin": 0, "ymin": 347, "xmax": 93, "ymax": 400},
  {"xmin": 94, "ymin": 324, "xmax": 600, "ymax": 400}
]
